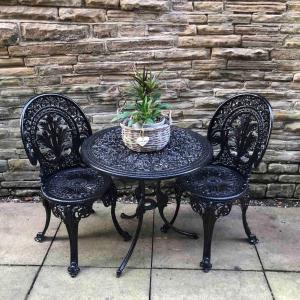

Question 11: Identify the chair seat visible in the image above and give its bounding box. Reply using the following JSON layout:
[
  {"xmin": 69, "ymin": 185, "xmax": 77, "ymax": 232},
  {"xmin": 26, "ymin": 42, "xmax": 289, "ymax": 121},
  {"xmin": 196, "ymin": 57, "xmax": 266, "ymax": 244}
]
[
  {"xmin": 180, "ymin": 165, "xmax": 248, "ymax": 201},
  {"xmin": 41, "ymin": 167, "xmax": 111, "ymax": 203}
]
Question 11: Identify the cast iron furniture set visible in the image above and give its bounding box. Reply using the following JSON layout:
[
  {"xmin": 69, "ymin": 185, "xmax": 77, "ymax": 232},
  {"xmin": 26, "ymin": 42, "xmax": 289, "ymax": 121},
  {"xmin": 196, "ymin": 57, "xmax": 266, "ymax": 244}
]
[{"xmin": 20, "ymin": 93, "xmax": 273, "ymax": 277}]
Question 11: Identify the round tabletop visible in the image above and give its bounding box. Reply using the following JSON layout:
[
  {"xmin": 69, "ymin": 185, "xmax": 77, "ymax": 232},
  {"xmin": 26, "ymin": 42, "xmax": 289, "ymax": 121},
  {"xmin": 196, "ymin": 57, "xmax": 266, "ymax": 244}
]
[{"xmin": 81, "ymin": 126, "xmax": 213, "ymax": 180}]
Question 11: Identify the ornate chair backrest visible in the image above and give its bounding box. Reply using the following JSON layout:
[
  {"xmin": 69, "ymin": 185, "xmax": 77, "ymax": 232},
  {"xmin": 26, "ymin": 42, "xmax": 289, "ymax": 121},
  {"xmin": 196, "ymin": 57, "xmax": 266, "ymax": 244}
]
[
  {"xmin": 207, "ymin": 93, "xmax": 273, "ymax": 178},
  {"xmin": 21, "ymin": 94, "xmax": 92, "ymax": 180}
]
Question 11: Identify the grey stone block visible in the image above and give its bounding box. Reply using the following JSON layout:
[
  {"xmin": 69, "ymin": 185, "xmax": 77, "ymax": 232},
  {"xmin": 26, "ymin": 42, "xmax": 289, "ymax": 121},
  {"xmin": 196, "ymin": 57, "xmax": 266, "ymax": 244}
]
[
  {"xmin": 151, "ymin": 269, "xmax": 272, "ymax": 300},
  {"xmin": 250, "ymin": 174, "xmax": 278, "ymax": 183},
  {"xmin": 294, "ymin": 185, "xmax": 300, "ymax": 199},
  {"xmin": 279, "ymin": 174, "xmax": 300, "ymax": 183},
  {"xmin": 253, "ymin": 162, "xmax": 267, "ymax": 174},
  {"xmin": 0, "ymin": 266, "xmax": 38, "ymax": 300},
  {"xmin": 266, "ymin": 184, "xmax": 295, "ymax": 198},
  {"xmin": 0, "ymin": 203, "xmax": 60, "ymax": 264},
  {"xmin": 253, "ymin": 207, "xmax": 300, "ymax": 271},
  {"xmin": 249, "ymin": 184, "xmax": 267, "ymax": 198},
  {"xmin": 269, "ymin": 163, "xmax": 299, "ymax": 174},
  {"xmin": 0, "ymin": 160, "xmax": 8, "ymax": 172},
  {"xmin": 30, "ymin": 267, "xmax": 150, "ymax": 300},
  {"xmin": 267, "ymin": 272, "xmax": 300, "ymax": 300}
]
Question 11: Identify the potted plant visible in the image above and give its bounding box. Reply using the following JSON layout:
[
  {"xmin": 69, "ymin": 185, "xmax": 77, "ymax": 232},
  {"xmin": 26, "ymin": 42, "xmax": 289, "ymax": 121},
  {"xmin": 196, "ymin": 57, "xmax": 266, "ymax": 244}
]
[{"xmin": 112, "ymin": 68, "xmax": 171, "ymax": 152}]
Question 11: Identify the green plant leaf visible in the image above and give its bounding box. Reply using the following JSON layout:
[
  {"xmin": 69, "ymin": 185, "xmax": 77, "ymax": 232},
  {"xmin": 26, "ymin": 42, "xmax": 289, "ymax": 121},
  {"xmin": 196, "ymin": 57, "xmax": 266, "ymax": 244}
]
[
  {"xmin": 145, "ymin": 118, "xmax": 154, "ymax": 124},
  {"xmin": 159, "ymin": 103, "xmax": 171, "ymax": 109},
  {"xmin": 111, "ymin": 111, "xmax": 133, "ymax": 122},
  {"xmin": 128, "ymin": 119, "xmax": 134, "ymax": 127}
]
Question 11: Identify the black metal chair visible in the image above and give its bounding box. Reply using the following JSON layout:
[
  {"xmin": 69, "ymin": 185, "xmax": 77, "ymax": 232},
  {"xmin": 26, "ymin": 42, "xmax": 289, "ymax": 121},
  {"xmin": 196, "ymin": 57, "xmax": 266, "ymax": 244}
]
[
  {"xmin": 177, "ymin": 93, "xmax": 273, "ymax": 272},
  {"xmin": 21, "ymin": 94, "xmax": 131, "ymax": 277}
]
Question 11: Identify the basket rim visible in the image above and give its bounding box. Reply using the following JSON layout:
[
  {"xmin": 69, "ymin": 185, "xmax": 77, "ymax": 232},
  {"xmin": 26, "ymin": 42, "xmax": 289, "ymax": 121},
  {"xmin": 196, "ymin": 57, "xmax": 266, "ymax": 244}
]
[{"xmin": 120, "ymin": 122, "xmax": 170, "ymax": 131}]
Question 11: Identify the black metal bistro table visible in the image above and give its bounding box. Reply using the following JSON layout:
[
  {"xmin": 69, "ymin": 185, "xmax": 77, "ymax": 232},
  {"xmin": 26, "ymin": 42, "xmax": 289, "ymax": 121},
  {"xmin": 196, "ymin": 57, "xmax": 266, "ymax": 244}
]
[{"xmin": 81, "ymin": 126, "xmax": 213, "ymax": 277}]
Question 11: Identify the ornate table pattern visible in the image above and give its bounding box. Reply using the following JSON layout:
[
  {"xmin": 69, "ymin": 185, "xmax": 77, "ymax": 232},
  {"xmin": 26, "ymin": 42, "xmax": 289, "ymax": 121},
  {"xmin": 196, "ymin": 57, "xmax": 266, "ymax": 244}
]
[{"xmin": 81, "ymin": 126, "xmax": 213, "ymax": 276}]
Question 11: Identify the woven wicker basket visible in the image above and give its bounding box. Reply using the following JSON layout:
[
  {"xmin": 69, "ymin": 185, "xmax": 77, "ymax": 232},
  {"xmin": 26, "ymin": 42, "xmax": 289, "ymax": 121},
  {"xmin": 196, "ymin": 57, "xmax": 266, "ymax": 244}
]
[{"xmin": 120, "ymin": 121, "xmax": 171, "ymax": 152}]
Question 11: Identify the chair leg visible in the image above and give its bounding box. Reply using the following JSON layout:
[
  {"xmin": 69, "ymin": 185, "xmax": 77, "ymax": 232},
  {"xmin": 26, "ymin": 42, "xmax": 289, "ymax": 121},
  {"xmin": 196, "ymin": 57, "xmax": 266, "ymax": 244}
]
[
  {"xmin": 240, "ymin": 198, "xmax": 258, "ymax": 245},
  {"xmin": 35, "ymin": 198, "xmax": 51, "ymax": 242},
  {"xmin": 200, "ymin": 207, "xmax": 217, "ymax": 272},
  {"xmin": 51, "ymin": 204, "xmax": 94, "ymax": 277},
  {"xmin": 63, "ymin": 207, "xmax": 80, "ymax": 278},
  {"xmin": 191, "ymin": 197, "xmax": 232, "ymax": 273}
]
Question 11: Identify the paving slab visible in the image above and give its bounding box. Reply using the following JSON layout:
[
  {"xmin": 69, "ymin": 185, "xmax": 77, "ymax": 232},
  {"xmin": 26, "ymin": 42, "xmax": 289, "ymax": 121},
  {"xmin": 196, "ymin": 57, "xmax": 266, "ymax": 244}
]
[
  {"xmin": 29, "ymin": 266, "xmax": 150, "ymax": 300},
  {"xmin": 0, "ymin": 202, "xmax": 59, "ymax": 265},
  {"xmin": 45, "ymin": 203, "xmax": 153, "ymax": 269},
  {"xmin": 249, "ymin": 207, "xmax": 300, "ymax": 271},
  {"xmin": 151, "ymin": 269, "xmax": 272, "ymax": 300},
  {"xmin": 266, "ymin": 271, "xmax": 300, "ymax": 300},
  {"xmin": 0, "ymin": 265, "xmax": 38, "ymax": 300},
  {"xmin": 153, "ymin": 204, "xmax": 261, "ymax": 270}
]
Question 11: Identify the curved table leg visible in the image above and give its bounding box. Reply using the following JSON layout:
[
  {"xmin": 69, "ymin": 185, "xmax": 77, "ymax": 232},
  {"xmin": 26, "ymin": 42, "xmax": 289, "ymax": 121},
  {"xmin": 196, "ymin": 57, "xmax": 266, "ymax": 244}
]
[
  {"xmin": 156, "ymin": 182, "xmax": 198, "ymax": 239},
  {"xmin": 120, "ymin": 185, "xmax": 141, "ymax": 220},
  {"xmin": 120, "ymin": 212, "xmax": 137, "ymax": 220},
  {"xmin": 111, "ymin": 203, "xmax": 132, "ymax": 241},
  {"xmin": 160, "ymin": 184, "xmax": 182, "ymax": 233},
  {"xmin": 102, "ymin": 182, "xmax": 132, "ymax": 241},
  {"xmin": 117, "ymin": 181, "xmax": 146, "ymax": 277}
]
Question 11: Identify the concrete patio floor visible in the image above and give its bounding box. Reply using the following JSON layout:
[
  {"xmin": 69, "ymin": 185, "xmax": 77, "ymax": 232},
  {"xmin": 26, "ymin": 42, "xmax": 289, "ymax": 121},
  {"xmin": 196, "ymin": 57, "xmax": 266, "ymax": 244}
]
[{"xmin": 0, "ymin": 202, "xmax": 299, "ymax": 300}]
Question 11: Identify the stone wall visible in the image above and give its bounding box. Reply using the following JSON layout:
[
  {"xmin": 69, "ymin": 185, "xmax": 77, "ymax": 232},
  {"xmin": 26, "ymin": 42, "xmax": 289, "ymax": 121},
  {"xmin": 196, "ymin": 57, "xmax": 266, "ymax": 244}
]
[{"xmin": 0, "ymin": 0, "xmax": 299, "ymax": 200}]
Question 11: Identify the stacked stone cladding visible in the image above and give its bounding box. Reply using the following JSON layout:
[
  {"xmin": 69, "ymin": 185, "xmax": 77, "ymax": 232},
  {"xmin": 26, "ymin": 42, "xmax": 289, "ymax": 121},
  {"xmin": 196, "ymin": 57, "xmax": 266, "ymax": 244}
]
[{"xmin": 0, "ymin": 0, "xmax": 299, "ymax": 200}]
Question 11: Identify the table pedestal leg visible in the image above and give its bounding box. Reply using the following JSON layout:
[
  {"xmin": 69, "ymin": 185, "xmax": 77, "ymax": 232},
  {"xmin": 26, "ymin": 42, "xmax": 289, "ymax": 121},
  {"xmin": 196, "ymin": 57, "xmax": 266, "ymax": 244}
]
[
  {"xmin": 116, "ymin": 181, "xmax": 146, "ymax": 277},
  {"xmin": 156, "ymin": 182, "xmax": 198, "ymax": 239}
]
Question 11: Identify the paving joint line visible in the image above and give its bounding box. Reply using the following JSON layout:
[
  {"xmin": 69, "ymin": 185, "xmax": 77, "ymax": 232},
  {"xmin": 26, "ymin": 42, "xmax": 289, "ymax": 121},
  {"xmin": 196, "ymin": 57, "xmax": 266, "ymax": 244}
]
[
  {"xmin": 0, "ymin": 264, "xmax": 43, "ymax": 267},
  {"xmin": 25, "ymin": 221, "xmax": 62, "ymax": 300},
  {"xmin": 21, "ymin": 265, "xmax": 294, "ymax": 273},
  {"xmin": 263, "ymin": 269, "xmax": 300, "ymax": 274},
  {"xmin": 151, "ymin": 267, "xmax": 265, "ymax": 272},
  {"xmin": 40, "ymin": 265, "xmax": 151, "ymax": 270},
  {"xmin": 18, "ymin": 265, "xmax": 264, "ymax": 272},
  {"xmin": 254, "ymin": 244, "xmax": 276, "ymax": 300}
]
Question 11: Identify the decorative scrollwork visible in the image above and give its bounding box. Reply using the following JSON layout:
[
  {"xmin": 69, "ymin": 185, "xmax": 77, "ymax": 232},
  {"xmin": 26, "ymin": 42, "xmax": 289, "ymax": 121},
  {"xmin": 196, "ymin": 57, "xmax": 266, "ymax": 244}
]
[
  {"xmin": 43, "ymin": 167, "xmax": 107, "ymax": 202},
  {"xmin": 214, "ymin": 202, "xmax": 232, "ymax": 218},
  {"xmin": 51, "ymin": 204, "xmax": 65, "ymax": 219},
  {"xmin": 207, "ymin": 94, "xmax": 273, "ymax": 177},
  {"xmin": 182, "ymin": 165, "xmax": 247, "ymax": 200},
  {"xmin": 21, "ymin": 94, "xmax": 92, "ymax": 180},
  {"xmin": 190, "ymin": 196, "xmax": 232, "ymax": 219},
  {"xmin": 37, "ymin": 113, "xmax": 73, "ymax": 162},
  {"xmin": 81, "ymin": 126, "xmax": 213, "ymax": 180},
  {"xmin": 72, "ymin": 205, "xmax": 93, "ymax": 220},
  {"xmin": 51, "ymin": 203, "xmax": 93, "ymax": 222}
]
